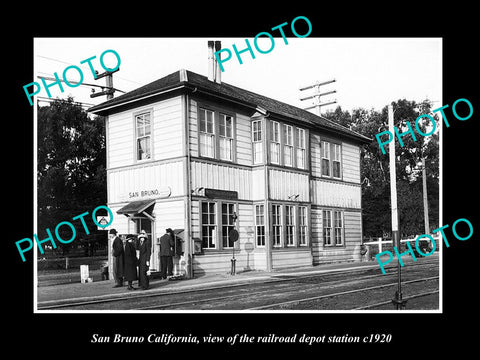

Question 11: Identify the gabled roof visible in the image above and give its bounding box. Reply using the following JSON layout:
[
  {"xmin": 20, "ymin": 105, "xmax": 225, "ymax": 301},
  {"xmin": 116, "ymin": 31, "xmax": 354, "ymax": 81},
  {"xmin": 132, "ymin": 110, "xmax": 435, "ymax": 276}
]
[{"xmin": 88, "ymin": 69, "xmax": 371, "ymax": 143}]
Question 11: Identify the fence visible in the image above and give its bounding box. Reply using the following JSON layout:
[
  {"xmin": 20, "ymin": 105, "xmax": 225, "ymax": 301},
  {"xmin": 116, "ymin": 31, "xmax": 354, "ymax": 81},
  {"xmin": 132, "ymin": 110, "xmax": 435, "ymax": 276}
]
[{"xmin": 363, "ymin": 235, "xmax": 440, "ymax": 259}]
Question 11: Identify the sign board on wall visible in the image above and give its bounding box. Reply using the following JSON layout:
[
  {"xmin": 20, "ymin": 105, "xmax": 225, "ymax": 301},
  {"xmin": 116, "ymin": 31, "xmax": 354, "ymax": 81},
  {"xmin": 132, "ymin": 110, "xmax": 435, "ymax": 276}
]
[{"xmin": 125, "ymin": 186, "xmax": 172, "ymax": 201}]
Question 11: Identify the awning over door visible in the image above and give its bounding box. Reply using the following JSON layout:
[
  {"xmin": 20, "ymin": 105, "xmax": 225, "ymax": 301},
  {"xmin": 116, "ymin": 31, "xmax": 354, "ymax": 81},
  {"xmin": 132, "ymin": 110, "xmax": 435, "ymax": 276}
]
[{"xmin": 117, "ymin": 199, "xmax": 156, "ymax": 220}]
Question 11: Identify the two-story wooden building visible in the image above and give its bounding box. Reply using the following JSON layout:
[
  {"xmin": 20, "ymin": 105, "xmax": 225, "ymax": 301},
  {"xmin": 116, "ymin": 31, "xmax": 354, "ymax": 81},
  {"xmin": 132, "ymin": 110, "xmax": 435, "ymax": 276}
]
[{"xmin": 88, "ymin": 52, "xmax": 370, "ymax": 278}]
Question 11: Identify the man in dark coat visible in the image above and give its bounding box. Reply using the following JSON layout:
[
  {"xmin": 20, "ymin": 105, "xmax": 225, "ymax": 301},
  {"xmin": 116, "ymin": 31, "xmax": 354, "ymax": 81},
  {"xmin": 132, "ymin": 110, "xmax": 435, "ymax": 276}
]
[
  {"xmin": 159, "ymin": 228, "xmax": 175, "ymax": 279},
  {"xmin": 110, "ymin": 229, "xmax": 124, "ymax": 288},
  {"xmin": 138, "ymin": 230, "xmax": 151, "ymax": 290},
  {"xmin": 123, "ymin": 235, "xmax": 138, "ymax": 290}
]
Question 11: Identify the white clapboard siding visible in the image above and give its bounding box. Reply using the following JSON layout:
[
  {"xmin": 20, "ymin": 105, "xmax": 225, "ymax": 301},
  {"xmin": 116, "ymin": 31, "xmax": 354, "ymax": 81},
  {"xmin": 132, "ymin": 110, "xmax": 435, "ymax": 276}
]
[
  {"xmin": 272, "ymin": 248, "xmax": 313, "ymax": 269},
  {"xmin": 191, "ymin": 161, "xmax": 252, "ymax": 200},
  {"xmin": 252, "ymin": 168, "xmax": 266, "ymax": 200},
  {"xmin": 311, "ymin": 209, "xmax": 362, "ymax": 264},
  {"xmin": 236, "ymin": 113, "xmax": 252, "ymax": 166},
  {"xmin": 153, "ymin": 96, "xmax": 183, "ymax": 160},
  {"xmin": 108, "ymin": 160, "xmax": 185, "ymax": 204},
  {"xmin": 269, "ymin": 169, "xmax": 309, "ymax": 202},
  {"xmin": 107, "ymin": 96, "xmax": 184, "ymax": 169},
  {"xmin": 310, "ymin": 134, "xmax": 361, "ymax": 185},
  {"xmin": 342, "ymin": 142, "xmax": 360, "ymax": 183},
  {"xmin": 311, "ymin": 179, "xmax": 361, "ymax": 209},
  {"xmin": 188, "ymin": 98, "xmax": 198, "ymax": 158}
]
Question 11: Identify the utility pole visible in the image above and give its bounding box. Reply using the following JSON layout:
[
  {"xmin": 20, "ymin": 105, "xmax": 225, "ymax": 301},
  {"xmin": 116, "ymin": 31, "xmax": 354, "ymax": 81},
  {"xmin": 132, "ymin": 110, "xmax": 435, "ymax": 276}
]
[
  {"xmin": 90, "ymin": 68, "xmax": 119, "ymax": 100},
  {"xmin": 388, "ymin": 104, "xmax": 406, "ymax": 310},
  {"xmin": 422, "ymin": 156, "xmax": 430, "ymax": 234},
  {"xmin": 299, "ymin": 79, "xmax": 337, "ymax": 116}
]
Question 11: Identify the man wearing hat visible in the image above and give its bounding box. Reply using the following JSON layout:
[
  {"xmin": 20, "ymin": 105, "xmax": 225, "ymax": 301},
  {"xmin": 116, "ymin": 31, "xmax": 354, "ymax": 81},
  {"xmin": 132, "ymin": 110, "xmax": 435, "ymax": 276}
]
[
  {"xmin": 109, "ymin": 229, "xmax": 124, "ymax": 288},
  {"xmin": 159, "ymin": 228, "xmax": 175, "ymax": 279},
  {"xmin": 138, "ymin": 230, "xmax": 151, "ymax": 290}
]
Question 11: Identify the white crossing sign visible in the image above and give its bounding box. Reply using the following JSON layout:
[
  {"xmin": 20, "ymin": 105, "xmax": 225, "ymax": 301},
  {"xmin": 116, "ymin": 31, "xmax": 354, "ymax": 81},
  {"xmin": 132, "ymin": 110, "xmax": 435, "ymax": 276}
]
[{"xmin": 96, "ymin": 215, "xmax": 111, "ymax": 230}]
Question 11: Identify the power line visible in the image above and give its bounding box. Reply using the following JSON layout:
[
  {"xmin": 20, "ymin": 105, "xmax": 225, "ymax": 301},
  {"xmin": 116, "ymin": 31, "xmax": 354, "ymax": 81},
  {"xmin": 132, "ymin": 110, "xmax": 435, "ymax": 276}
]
[{"xmin": 36, "ymin": 54, "xmax": 142, "ymax": 85}]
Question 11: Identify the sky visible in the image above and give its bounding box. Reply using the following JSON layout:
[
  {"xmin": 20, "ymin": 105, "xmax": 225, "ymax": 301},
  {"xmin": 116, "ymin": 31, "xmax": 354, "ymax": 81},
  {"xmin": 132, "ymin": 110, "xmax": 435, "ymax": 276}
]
[{"xmin": 33, "ymin": 37, "xmax": 442, "ymax": 114}]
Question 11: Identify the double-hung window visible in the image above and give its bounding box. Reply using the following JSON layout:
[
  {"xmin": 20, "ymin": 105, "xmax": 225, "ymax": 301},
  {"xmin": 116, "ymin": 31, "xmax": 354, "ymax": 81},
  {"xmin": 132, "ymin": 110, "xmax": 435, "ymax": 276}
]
[
  {"xmin": 272, "ymin": 204, "xmax": 282, "ymax": 247},
  {"xmin": 333, "ymin": 210, "xmax": 344, "ymax": 245},
  {"xmin": 332, "ymin": 143, "xmax": 342, "ymax": 178},
  {"xmin": 285, "ymin": 205, "xmax": 295, "ymax": 246},
  {"xmin": 299, "ymin": 206, "xmax": 308, "ymax": 246},
  {"xmin": 321, "ymin": 141, "xmax": 342, "ymax": 179},
  {"xmin": 252, "ymin": 120, "xmax": 263, "ymax": 164},
  {"xmin": 221, "ymin": 203, "xmax": 236, "ymax": 248},
  {"xmin": 199, "ymin": 108, "xmax": 215, "ymax": 158},
  {"xmin": 255, "ymin": 204, "xmax": 265, "ymax": 247},
  {"xmin": 136, "ymin": 112, "xmax": 152, "ymax": 160},
  {"xmin": 219, "ymin": 114, "xmax": 233, "ymax": 161},
  {"xmin": 296, "ymin": 128, "xmax": 306, "ymax": 169},
  {"xmin": 201, "ymin": 202, "xmax": 216, "ymax": 249},
  {"xmin": 270, "ymin": 121, "xmax": 280, "ymax": 164},
  {"xmin": 321, "ymin": 141, "xmax": 330, "ymax": 176},
  {"xmin": 323, "ymin": 210, "xmax": 344, "ymax": 246},
  {"xmin": 284, "ymin": 125, "xmax": 293, "ymax": 167}
]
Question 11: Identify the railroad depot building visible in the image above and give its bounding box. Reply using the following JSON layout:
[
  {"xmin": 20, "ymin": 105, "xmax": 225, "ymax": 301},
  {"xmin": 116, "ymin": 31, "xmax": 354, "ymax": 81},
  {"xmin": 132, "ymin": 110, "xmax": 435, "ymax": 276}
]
[{"xmin": 88, "ymin": 55, "xmax": 370, "ymax": 278}]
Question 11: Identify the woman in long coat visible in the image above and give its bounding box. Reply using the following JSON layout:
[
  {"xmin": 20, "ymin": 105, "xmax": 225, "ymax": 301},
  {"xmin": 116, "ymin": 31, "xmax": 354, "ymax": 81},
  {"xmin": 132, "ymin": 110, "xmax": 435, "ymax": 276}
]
[
  {"xmin": 110, "ymin": 229, "xmax": 124, "ymax": 288},
  {"xmin": 138, "ymin": 231, "xmax": 151, "ymax": 290},
  {"xmin": 124, "ymin": 235, "xmax": 138, "ymax": 290}
]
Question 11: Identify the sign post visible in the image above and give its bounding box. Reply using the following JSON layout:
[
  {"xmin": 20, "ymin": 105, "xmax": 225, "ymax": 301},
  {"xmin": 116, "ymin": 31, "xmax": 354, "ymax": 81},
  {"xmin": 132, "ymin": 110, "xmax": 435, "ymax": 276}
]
[{"xmin": 229, "ymin": 212, "xmax": 239, "ymax": 275}]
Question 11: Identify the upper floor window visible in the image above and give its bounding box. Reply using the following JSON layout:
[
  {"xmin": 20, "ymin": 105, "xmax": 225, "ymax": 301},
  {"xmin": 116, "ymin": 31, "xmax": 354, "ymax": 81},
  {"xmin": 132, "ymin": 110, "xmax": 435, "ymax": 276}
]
[
  {"xmin": 332, "ymin": 143, "xmax": 342, "ymax": 178},
  {"xmin": 321, "ymin": 141, "xmax": 342, "ymax": 179},
  {"xmin": 136, "ymin": 112, "xmax": 152, "ymax": 161},
  {"xmin": 270, "ymin": 121, "xmax": 280, "ymax": 164},
  {"xmin": 219, "ymin": 114, "xmax": 233, "ymax": 161},
  {"xmin": 296, "ymin": 128, "xmax": 306, "ymax": 169},
  {"xmin": 198, "ymin": 106, "xmax": 236, "ymax": 161},
  {"xmin": 284, "ymin": 125, "xmax": 293, "ymax": 167},
  {"xmin": 252, "ymin": 120, "xmax": 263, "ymax": 164},
  {"xmin": 321, "ymin": 141, "xmax": 330, "ymax": 176}
]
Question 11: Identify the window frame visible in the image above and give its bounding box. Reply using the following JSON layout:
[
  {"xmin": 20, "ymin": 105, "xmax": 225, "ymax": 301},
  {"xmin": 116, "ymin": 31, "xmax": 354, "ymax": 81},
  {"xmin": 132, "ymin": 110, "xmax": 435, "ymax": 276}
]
[
  {"xmin": 296, "ymin": 128, "xmax": 306, "ymax": 170},
  {"xmin": 134, "ymin": 110, "xmax": 153, "ymax": 162},
  {"xmin": 285, "ymin": 205, "xmax": 295, "ymax": 246},
  {"xmin": 271, "ymin": 203, "xmax": 282, "ymax": 247},
  {"xmin": 219, "ymin": 113, "xmax": 234, "ymax": 161},
  {"xmin": 252, "ymin": 119, "xmax": 263, "ymax": 164},
  {"xmin": 197, "ymin": 104, "xmax": 236, "ymax": 162},
  {"xmin": 321, "ymin": 140, "xmax": 343, "ymax": 179},
  {"xmin": 323, "ymin": 209, "xmax": 344, "ymax": 247},
  {"xmin": 254, "ymin": 204, "xmax": 265, "ymax": 247},
  {"xmin": 284, "ymin": 124, "xmax": 294, "ymax": 167},
  {"xmin": 201, "ymin": 201, "xmax": 217, "ymax": 249},
  {"xmin": 221, "ymin": 202, "xmax": 236, "ymax": 249},
  {"xmin": 298, "ymin": 206, "xmax": 308, "ymax": 246},
  {"xmin": 270, "ymin": 121, "xmax": 281, "ymax": 165}
]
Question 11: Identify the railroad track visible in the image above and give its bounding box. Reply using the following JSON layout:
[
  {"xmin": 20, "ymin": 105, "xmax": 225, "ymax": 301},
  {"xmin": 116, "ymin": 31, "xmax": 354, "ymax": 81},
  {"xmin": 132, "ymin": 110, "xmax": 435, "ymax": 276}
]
[
  {"xmin": 38, "ymin": 260, "xmax": 439, "ymax": 311},
  {"xmin": 251, "ymin": 276, "xmax": 439, "ymax": 310}
]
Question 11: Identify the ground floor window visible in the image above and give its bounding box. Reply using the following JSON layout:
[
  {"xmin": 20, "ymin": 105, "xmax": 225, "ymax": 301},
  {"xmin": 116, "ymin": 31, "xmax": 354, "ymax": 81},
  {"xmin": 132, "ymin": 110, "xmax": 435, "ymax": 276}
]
[
  {"xmin": 255, "ymin": 204, "xmax": 265, "ymax": 247},
  {"xmin": 272, "ymin": 204, "xmax": 282, "ymax": 247},
  {"xmin": 222, "ymin": 203, "xmax": 236, "ymax": 248},
  {"xmin": 323, "ymin": 209, "xmax": 344, "ymax": 246},
  {"xmin": 200, "ymin": 200, "xmax": 238, "ymax": 250},
  {"xmin": 270, "ymin": 203, "xmax": 308, "ymax": 248},
  {"xmin": 201, "ymin": 202, "xmax": 216, "ymax": 249}
]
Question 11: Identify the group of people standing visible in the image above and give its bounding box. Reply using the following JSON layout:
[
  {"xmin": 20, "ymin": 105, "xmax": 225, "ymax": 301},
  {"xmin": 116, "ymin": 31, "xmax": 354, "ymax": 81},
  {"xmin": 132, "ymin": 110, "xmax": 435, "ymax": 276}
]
[{"xmin": 108, "ymin": 228, "xmax": 176, "ymax": 290}]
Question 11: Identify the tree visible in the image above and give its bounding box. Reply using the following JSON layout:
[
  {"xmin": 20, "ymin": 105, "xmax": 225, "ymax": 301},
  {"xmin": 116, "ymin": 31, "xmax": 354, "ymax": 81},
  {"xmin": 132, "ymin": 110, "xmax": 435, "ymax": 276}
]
[
  {"xmin": 323, "ymin": 99, "xmax": 439, "ymax": 238},
  {"xmin": 37, "ymin": 97, "xmax": 106, "ymax": 255}
]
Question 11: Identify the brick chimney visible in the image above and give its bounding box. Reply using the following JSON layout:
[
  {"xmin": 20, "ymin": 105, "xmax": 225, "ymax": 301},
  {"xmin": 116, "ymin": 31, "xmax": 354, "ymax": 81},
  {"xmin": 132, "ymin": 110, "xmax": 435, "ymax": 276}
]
[{"xmin": 207, "ymin": 40, "xmax": 221, "ymax": 84}]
